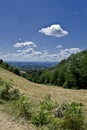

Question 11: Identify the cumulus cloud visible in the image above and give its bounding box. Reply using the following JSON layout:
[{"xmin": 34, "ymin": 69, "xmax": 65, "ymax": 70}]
[
  {"xmin": 13, "ymin": 41, "xmax": 37, "ymax": 48},
  {"xmin": 39, "ymin": 24, "xmax": 68, "ymax": 37}
]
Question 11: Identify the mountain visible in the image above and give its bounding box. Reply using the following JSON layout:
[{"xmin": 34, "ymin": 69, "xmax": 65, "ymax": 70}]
[{"xmin": 6, "ymin": 61, "xmax": 58, "ymax": 71}]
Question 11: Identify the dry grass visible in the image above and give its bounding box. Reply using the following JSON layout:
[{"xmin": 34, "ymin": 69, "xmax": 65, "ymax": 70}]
[
  {"xmin": 0, "ymin": 68, "xmax": 87, "ymax": 105},
  {"xmin": 0, "ymin": 107, "xmax": 36, "ymax": 130},
  {"xmin": 0, "ymin": 67, "xmax": 87, "ymax": 129}
]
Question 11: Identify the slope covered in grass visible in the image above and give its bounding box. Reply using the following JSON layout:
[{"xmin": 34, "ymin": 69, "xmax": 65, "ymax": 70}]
[
  {"xmin": 0, "ymin": 67, "xmax": 87, "ymax": 129},
  {"xmin": 0, "ymin": 67, "xmax": 87, "ymax": 109}
]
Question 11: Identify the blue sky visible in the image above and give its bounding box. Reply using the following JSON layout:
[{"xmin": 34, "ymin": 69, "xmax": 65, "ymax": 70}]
[{"xmin": 0, "ymin": 0, "xmax": 87, "ymax": 61}]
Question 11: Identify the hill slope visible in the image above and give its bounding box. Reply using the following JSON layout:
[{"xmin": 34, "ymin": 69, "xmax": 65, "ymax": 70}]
[
  {"xmin": 0, "ymin": 67, "xmax": 87, "ymax": 129},
  {"xmin": 0, "ymin": 67, "xmax": 87, "ymax": 108}
]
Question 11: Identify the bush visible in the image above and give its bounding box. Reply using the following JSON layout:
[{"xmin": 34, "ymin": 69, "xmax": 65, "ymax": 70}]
[
  {"xmin": 31, "ymin": 94, "xmax": 58, "ymax": 127},
  {"xmin": 0, "ymin": 79, "xmax": 20, "ymax": 101},
  {"xmin": 8, "ymin": 94, "xmax": 32, "ymax": 119},
  {"xmin": 13, "ymin": 68, "xmax": 20, "ymax": 75},
  {"xmin": 61, "ymin": 102, "xmax": 85, "ymax": 130}
]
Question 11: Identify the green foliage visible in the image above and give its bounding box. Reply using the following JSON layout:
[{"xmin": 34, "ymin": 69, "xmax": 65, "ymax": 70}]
[
  {"xmin": 40, "ymin": 94, "xmax": 58, "ymax": 111},
  {"xmin": 0, "ymin": 79, "xmax": 20, "ymax": 101},
  {"xmin": 31, "ymin": 94, "xmax": 57, "ymax": 126},
  {"xmin": 61, "ymin": 102, "xmax": 85, "ymax": 130},
  {"xmin": 8, "ymin": 94, "xmax": 32, "ymax": 119},
  {"xmin": 0, "ymin": 78, "xmax": 4, "ymax": 86},
  {"xmin": 45, "ymin": 118, "xmax": 61, "ymax": 130},
  {"xmin": 13, "ymin": 68, "xmax": 20, "ymax": 75},
  {"xmin": 0, "ymin": 59, "xmax": 20, "ymax": 76}
]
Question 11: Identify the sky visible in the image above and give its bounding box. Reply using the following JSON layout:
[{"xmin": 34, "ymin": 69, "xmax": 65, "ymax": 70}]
[{"xmin": 0, "ymin": 0, "xmax": 87, "ymax": 62}]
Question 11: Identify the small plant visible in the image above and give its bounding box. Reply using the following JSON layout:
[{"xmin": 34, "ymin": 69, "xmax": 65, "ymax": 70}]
[{"xmin": 40, "ymin": 94, "xmax": 58, "ymax": 111}]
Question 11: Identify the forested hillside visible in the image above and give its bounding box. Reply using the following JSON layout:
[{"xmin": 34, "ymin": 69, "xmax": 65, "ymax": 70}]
[
  {"xmin": 0, "ymin": 50, "xmax": 87, "ymax": 89},
  {"xmin": 27, "ymin": 50, "xmax": 87, "ymax": 89}
]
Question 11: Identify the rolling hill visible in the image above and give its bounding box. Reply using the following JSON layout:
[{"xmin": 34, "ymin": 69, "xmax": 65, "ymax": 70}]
[{"xmin": 0, "ymin": 67, "xmax": 87, "ymax": 129}]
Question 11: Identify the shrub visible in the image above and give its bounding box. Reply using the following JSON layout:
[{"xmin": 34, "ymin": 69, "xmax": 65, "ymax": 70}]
[
  {"xmin": 9, "ymin": 94, "xmax": 32, "ymax": 119},
  {"xmin": 13, "ymin": 68, "xmax": 20, "ymax": 75},
  {"xmin": 31, "ymin": 94, "xmax": 58, "ymax": 127},
  {"xmin": 40, "ymin": 94, "xmax": 58, "ymax": 111},
  {"xmin": 61, "ymin": 102, "xmax": 85, "ymax": 130},
  {"xmin": 31, "ymin": 106, "xmax": 52, "ymax": 126},
  {"xmin": 0, "ymin": 79, "xmax": 20, "ymax": 101}
]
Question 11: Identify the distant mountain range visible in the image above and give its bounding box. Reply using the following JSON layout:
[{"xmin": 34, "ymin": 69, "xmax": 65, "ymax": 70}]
[{"xmin": 6, "ymin": 61, "xmax": 58, "ymax": 71}]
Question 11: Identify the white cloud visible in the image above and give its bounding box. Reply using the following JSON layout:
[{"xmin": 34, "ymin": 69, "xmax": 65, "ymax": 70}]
[
  {"xmin": 32, "ymin": 50, "xmax": 42, "ymax": 56},
  {"xmin": 40, "ymin": 48, "xmax": 81, "ymax": 62},
  {"xmin": 60, "ymin": 48, "xmax": 81, "ymax": 54},
  {"xmin": 17, "ymin": 48, "xmax": 42, "ymax": 56},
  {"xmin": 13, "ymin": 41, "xmax": 37, "ymax": 48},
  {"xmin": 58, "ymin": 48, "xmax": 81, "ymax": 60},
  {"xmin": 39, "ymin": 24, "xmax": 68, "ymax": 37},
  {"xmin": 1, "ymin": 42, "xmax": 81, "ymax": 62},
  {"xmin": 56, "ymin": 45, "xmax": 62, "ymax": 49},
  {"xmin": 17, "ymin": 48, "xmax": 34, "ymax": 54}
]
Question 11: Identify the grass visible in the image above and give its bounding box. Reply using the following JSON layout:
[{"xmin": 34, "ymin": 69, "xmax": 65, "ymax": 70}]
[
  {"xmin": 0, "ymin": 67, "xmax": 87, "ymax": 106},
  {"xmin": 0, "ymin": 67, "xmax": 87, "ymax": 129}
]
